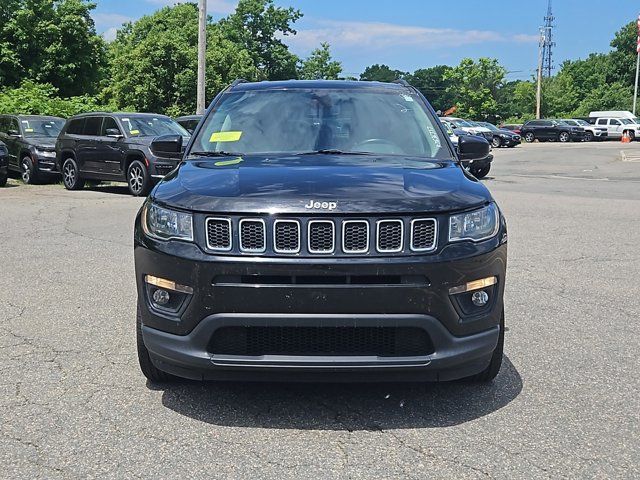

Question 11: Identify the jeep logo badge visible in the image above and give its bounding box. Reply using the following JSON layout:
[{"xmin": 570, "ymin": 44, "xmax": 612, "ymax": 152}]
[{"xmin": 305, "ymin": 200, "xmax": 337, "ymax": 211}]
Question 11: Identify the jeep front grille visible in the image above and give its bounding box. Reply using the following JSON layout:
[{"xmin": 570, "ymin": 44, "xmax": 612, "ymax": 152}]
[
  {"xmin": 376, "ymin": 220, "xmax": 403, "ymax": 253},
  {"xmin": 308, "ymin": 220, "xmax": 335, "ymax": 254},
  {"xmin": 206, "ymin": 218, "xmax": 232, "ymax": 251},
  {"xmin": 410, "ymin": 219, "xmax": 437, "ymax": 252},
  {"xmin": 342, "ymin": 220, "xmax": 369, "ymax": 253},
  {"xmin": 274, "ymin": 220, "xmax": 300, "ymax": 253},
  {"xmin": 239, "ymin": 219, "xmax": 266, "ymax": 253}
]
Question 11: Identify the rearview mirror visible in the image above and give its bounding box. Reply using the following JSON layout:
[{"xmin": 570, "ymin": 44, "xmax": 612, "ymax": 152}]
[
  {"xmin": 150, "ymin": 134, "xmax": 183, "ymax": 156},
  {"xmin": 458, "ymin": 135, "xmax": 490, "ymax": 161}
]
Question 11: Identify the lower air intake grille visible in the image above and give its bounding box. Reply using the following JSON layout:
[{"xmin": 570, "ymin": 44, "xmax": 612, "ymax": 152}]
[
  {"xmin": 411, "ymin": 219, "xmax": 437, "ymax": 251},
  {"xmin": 209, "ymin": 326, "xmax": 434, "ymax": 357},
  {"xmin": 206, "ymin": 218, "xmax": 231, "ymax": 251}
]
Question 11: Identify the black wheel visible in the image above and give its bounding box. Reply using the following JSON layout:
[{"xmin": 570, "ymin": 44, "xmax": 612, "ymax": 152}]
[
  {"xmin": 467, "ymin": 310, "xmax": 504, "ymax": 382},
  {"xmin": 558, "ymin": 132, "xmax": 570, "ymax": 143},
  {"xmin": 0, "ymin": 173, "xmax": 7, "ymax": 187},
  {"xmin": 584, "ymin": 131, "xmax": 594, "ymax": 142},
  {"xmin": 524, "ymin": 132, "xmax": 535, "ymax": 143},
  {"xmin": 62, "ymin": 158, "xmax": 85, "ymax": 190},
  {"xmin": 491, "ymin": 136, "xmax": 502, "ymax": 148},
  {"xmin": 625, "ymin": 130, "xmax": 636, "ymax": 142},
  {"xmin": 471, "ymin": 165, "xmax": 491, "ymax": 179},
  {"xmin": 20, "ymin": 156, "xmax": 38, "ymax": 184},
  {"xmin": 127, "ymin": 160, "xmax": 151, "ymax": 196},
  {"xmin": 137, "ymin": 302, "xmax": 177, "ymax": 382}
]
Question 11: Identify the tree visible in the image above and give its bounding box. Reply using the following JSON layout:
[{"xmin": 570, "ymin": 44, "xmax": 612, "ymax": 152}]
[
  {"xmin": 574, "ymin": 82, "xmax": 633, "ymax": 116},
  {"xmin": 0, "ymin": 0, "xmax": 107, "ymax": 97},
  {"xmin": 609, "ymin": 21, "xmax": 637, "ymax": 87},
  {"xmin": 405, "ymin": 66, "xmax": 454, "ymax": 112},
  {"xmin": 444, "ymin": 58, "xmax": 506, "ymax": 120},
  {"xmin": 219, "ymin": 0, "xmax": 302, "ymax": 80},
  {"xmin": 105, "ymin": 4, "xmax": 258, "ymax": 115},
  {"xmin": 359, "ymin": 64, "xmax": 406, "ymax": 82},
  {"xmin": 542, "ymin": 72, "xmax": 580, "ymax": 117},
  {"xmin": 299, "ymin": 43, "xmax": 342, "ymax": 80}
]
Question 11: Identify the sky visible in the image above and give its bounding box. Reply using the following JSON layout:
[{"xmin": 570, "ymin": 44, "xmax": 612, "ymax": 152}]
[{"xmin": 93, "ymin": 0, "xmax": 640, "ymax": 81}]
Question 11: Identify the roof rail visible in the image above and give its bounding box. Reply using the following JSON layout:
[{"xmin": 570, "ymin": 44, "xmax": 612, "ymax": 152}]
[
  {"xmin": 392, "ymin": 79, "xmax": 410, "ymax": 87},
  {"xmin": 229, "ymin": 78, "xmax": 249, "ymax": 88}
]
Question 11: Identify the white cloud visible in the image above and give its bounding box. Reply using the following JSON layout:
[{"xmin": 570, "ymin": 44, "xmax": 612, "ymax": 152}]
[
  {"xmin": 286, "ymin": 20, "xmax": 537, "ymax": 52},
  {"xmin": 93, "ymin": 12, "xmax": 133, "ymax": 27},
  {"xmin": 146, "ymin": 0, "xmax": 238, "ymax": 15},
  {"xmin": 512, "ymin": 33, "xmax": 540, "ymax": 43},
  {"xmin": 102, "ymin": 27, "xmax": 119, "ymax": 42}
]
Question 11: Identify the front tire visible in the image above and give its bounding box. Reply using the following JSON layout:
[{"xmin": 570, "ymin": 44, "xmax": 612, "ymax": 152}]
[
  {"xmin": 524, "ymin": 132, "xmax": 535, "ymax": 143},
  {"xmin": 62, "ymin": 158, "xmax": 85, "ymax": 190},
  {"xmin": 491, "ymin": 136, "xmax": 502, "ymax": 148},
  {"xmin": 127, "ymin": 160, "xmax": 151, "ymax": 196},
  {"xmin": 136, "ymin": 302, "xmax": 177, "ymax": 382},
  {"xmin": 584, "ymin": 131, "xmax": 594, "ymax": 142},
  {"xmin": 467, "ymin": 310, "xmax": 504, "ymax": 382},
  {"xmin": 558, "ymin": 132, "xmax": 570, "ymax": 143},
  {"xmin": 625, "ymin": 130, "xmax": 636, "ymax": 142},
  {"xmin": 21, "ymin": 156, "xmax": 38, "ymax": 184}
]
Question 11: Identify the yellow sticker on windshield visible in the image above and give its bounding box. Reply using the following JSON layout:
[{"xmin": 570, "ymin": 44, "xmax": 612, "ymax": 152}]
[
  {"xmin": 130, "ymin": 129, "xmax": 140, "ymax": 135},
  {"xmin": 214, "ymin": 157, "xmax": 243, "ymax": 167},
  {"xmin": 24, "ymin": 128, "xmax": 34, "ymax": 132},
  {"xmin": 210, "ymin": 131, "xmax": 242, "ymax": 142}
]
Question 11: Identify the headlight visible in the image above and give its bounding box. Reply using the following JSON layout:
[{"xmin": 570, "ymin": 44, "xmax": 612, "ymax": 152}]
[
  {"xmin": 449, "ymin": 203, "xmax": 499, "ymax": 242},
  {"xmin": 142, "ymin": 202, "xmax": 193, "ymax": 242},
  {"xmin": 35, "ymin": 148, "xmax": 56, "ymax": 158},
  {"xmin": 499, "ymin": 133, "xmax": 509, "ymax": 138}
]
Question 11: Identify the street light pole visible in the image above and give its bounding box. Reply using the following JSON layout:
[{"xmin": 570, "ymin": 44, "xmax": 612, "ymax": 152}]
[{"xmin": 196, "ymin": 0, "xmax": 207, "ymax": 115}]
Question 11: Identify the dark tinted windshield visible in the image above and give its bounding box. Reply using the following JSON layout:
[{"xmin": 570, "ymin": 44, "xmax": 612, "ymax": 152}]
[
  {"xmin": 120, "ymin": 116, "xmax": 189, "ymax": 138},
  {"xmin": 20, "ymin": 119, "xmax": 64, "ymax": 138},
  {"xmin": 191, "ymin": 88, "xmax": 451, "ymax": 159}
]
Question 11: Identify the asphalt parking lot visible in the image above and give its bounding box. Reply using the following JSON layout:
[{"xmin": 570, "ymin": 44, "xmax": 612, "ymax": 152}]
[{"xmin": 1, "ymin": 141, "xmax": 639, "ymax": 479}]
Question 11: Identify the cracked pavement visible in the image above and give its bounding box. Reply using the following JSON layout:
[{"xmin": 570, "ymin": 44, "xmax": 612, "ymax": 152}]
[{"xmin": 1, "ymin": 142, "xmax": 639, "ymax": 479}]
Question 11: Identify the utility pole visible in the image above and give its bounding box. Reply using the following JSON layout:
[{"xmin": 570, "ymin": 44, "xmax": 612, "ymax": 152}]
[
  {"xmin": 196, "ymin": 0, "xmax": 207, "ymax": 115},
  {"xmin": 536, "ymin": 28, "xmax": 544, "ymax": 119},
  {"xmin": 633, "ymin": 14, "xmax": 640, "ymax": 115}
]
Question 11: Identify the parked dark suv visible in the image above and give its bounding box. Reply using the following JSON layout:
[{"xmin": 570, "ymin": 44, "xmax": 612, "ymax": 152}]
[
  {"xmin": 0, "ymin": 115, "xmax": 64, "ymax": 183},
  {"xmin": 135, "ymin": 80, "xmax": 507, "ymax": 384},
  {"xmin": 56, "ymin": 113, "xmax": 190, "ymax": 196},
  {"xmin": 0, "ymin": 141, "xmax": 8, "ymax": 187},
  {"xmin": 176, "ymin": 115, "xmax": 202, "ymax": 134},
  {"xmin": 521, "ymin": 119, "xmax": 585, "ymax": 143}
]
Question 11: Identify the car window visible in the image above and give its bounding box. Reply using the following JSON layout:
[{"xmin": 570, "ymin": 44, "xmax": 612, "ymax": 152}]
[
  {"xmin": 596, "ymin": 119, "xmax": 607, "ymax": 125},
  {"xmin": 620, "ymin": 119, "xmax": 633, "ymax": 125},
  {"xmin": 120, "ymin": 116, "xmax": 189, "ymax": 137},
  {"xmin": 610, "ymin": 119, "xmax": 621, "ymax": 126},
  {"xmin": 83, "ymin": 117, "xmax": 103, "ymax": 136},
  {"xmin": 101, "ymin": 117, "xmax": 121, "ymax": 136},
  {"xmin": 191, "ymin": 88, "xmax": 451, "ymax": 159},
  {"xmin": 67, "ymin": 118, "xmax": 85, "ymax": 135},
  {"xmin": 20, "ymin": 119, "xmax": 64, "ymax": 138},
  {"xmin": 0, "ymin": 117, "xmax": 7, "ymax": 134}
]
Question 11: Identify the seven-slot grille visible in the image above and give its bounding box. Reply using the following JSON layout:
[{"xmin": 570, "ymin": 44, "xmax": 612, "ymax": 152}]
[
  {"xmin": 410, "ymin": 219, "xmax": 437, "ymax": 252},
  {"xmin": 204, "ymin": 216, "xmax": 438, "ymax": 256},
  {"xmin": 308, "ymin": 220, "xmax": 335, "ymax": 254},
  {"xmin": 274, "ymin": 220, "xmax": 300, "ymax": 253},
  {"xmin": 239, "ymin": 219, "xmax": 266, "ymax": 252},
  {"xmin": 206, "ymin": 218, "xmax": 232, "ymax": 251}
]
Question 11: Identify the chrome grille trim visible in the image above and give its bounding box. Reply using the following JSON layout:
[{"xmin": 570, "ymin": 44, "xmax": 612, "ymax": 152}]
[
  {"xmin": 308, "ymin": 220, "xmax": 335, "ymax": 254},
  {"xmin": 342, "ymin": 220, "xmax": 369, "ymax": 254},
  {"xmin": 239, "ymin": 218, "xmax": 266, "ymax": 253},
  {"xmin": 273, "ymin": 219, "xmax": 301, "ymax": 254},
  {"xmin": 410, "ymin": 218, "xmax": 438, "ymax": 252},
  {"xmin": 205, "ymin": 217, "xmax": 232, "ymax": 251},
  {"xmin": 376, "ymin": 219, "xmax": 404, "ymax": 253}
]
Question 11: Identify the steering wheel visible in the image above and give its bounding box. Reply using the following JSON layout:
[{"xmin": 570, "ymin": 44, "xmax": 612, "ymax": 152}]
[{"xmin": 352, "ymin": 138, "xmax": 403, "ymax": 154}]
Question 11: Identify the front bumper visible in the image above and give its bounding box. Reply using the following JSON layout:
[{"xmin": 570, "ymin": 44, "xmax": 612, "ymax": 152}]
[
  {"xmin": 33, "ymin": 154, "xmax": 59, "ymax": 174},
  {"xmin": 570, "ymin": 131, "xmax": 585, "ymax": 140},
  {"xmin": 135, "ymin": 220, "xmax": 507, "ymax": 382}
]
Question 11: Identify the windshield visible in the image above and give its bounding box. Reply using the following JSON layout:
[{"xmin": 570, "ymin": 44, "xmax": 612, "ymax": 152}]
[
  {"xmin": 480, "ymin": 122, "xmax": 499, "ymax": 131},
  {"xmin": 120, "ymin": 116, "xmax": 189, "ymax": 138},
  {"xmin": 450, "ymin": 119, "xmax": 473, "ymax": 128},
  {"xmin": 574, "ymin": 120, "xmax": 589, "ymax": 126},
  {"xmin": 20, "ymin": 119, "xmax": 64, "ymax": 138},
  {"xmin": 191, "ymin": 89, "xmax": 451, "ymax": 159},
  {"xmin": 620, "ymin": 118, "xmax": 634, "ymax": 125},
  {"xmin": 560, "ymin": 120, "xmax": 576, "ymax": 126}
]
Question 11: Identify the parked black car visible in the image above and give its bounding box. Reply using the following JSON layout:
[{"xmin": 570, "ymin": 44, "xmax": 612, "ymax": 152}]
[
  {"xmin": 56, "ymin": 112, "xmax": 190, "ymax": 196},
  {"xmin": 134, "ymin": 79, "xmax": 507, "ymax": 384},
  {"xmin": 521, "ymin": 119, "xmax": 585, "ymax": 143},
  {"xmin": 0, "ymin": 115, "xmax": 64, "ymax": 183},
  {"xmin": 0, "ymin": 141, "xmax": 8, "ymax": 187},
  {"xmin": 175, "ymin": 114, "xmax": 202, "ymax": 134},
  {"xmin": 477, "ymin": 122, "xmax": 521, "ymax": 148}
]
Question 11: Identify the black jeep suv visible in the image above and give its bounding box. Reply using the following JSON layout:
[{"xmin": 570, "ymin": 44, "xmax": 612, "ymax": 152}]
[
  {"xmin": 56, "ymin": 112, "xmax": 190, "ymax": 196},
  {"xmin": 0, "ymin": 141, "xmax": 8, "ymax": 187},
  {"xmin": 135, "ymin": 80, "xmax": 507, "ymax": 384},
  {"xmin": 0, "ymin": 115, "xmax": 64, "ymax": 184},
  {"xmin": 521, "ymin": 119, "xmax": 585, "ymax": 143}
]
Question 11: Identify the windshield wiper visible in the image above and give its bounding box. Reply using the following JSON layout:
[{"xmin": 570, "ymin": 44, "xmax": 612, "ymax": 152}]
[
  {"xmin": 189, "ymin": 151, "xmax": 244, "ymax": 157},
  {"xmin": 295, "ymin": 149, "xmax": 372, "ymax": 156}
]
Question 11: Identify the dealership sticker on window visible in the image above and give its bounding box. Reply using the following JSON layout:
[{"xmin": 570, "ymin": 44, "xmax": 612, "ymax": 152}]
[
  {"xmin": 425, "ymin": 126, "xmax": 441, "ymax": 148},
  {"xmin": 130, "ymin": 129, "xmax": 140, "ymax": 135},
  {"xmin": 402, "ymin": 94, "xmax": 414, "ymax": 102},
  {"xmin": 210, "ymin": 131, "xmax": 242, "ymax": 142},
  {"xmin": 24, "ymin": 128, "xmax": 34, "ymax": 132}
]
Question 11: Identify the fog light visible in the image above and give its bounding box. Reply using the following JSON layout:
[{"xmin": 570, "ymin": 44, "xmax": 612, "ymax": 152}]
[
  {"xmin": 152, "ymin": 288, "xmax": 170, "ymax": 306},
  {"xmin": 471, "ymin": 290, "xmax": 489, "ymax": 307}
]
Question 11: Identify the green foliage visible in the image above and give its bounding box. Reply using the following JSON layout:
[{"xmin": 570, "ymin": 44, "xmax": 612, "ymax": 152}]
[
  {"xmin": 0, "ymin": 0, "xmax": 107, "ymax": 97},
  {"xmin": 299, "ymin": 43, "xmax": 342, "ymax": 80},
  {"xmin": 105, "ymin": 4, "xmax": 259, "ymax": 116},
  {"xmin": 0, "ymin": 80, "xmax": 106, "ymax": 117},
  {"xmin": 444, "ymin": 58, "xmax": 506, "ymax": 120},
  {"xmin": 219, "ymin": 0, "xmax": 302, "ymax": 80},
  {"xmin": 573, "ymin": 82, "xmax": 633, "ymax": 116},
  {"xmin": 405, "ymin": 66, "xmax": 454, "ymax": 112},
  {"xmin": 359, "ymin": 64, "xmax": 406, "ymax": 83}
]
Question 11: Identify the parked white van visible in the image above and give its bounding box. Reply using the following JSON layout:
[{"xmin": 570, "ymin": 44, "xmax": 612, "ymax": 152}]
[{"xmin": 589, "ymin": 111, "xmax": 638, "ymax": 122}]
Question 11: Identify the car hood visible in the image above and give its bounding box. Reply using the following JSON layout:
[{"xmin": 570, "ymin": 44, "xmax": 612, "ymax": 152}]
[
  {"xmin": 497, "ymin": 129, "xmax": 519, "ymax": 136},
  {"xmin": 152, "ymin": 154, "xmax": 492, "ymax": 214},
  {"xmin": 29, "ymin": 137, "xmax": 57, "ymax": 149}
]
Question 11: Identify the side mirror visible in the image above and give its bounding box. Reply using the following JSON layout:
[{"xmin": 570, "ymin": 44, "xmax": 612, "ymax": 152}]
[
  {"xmin": 458, "ymin": 135, "xmax": 490, "ymax": 161},
  {"xmin": 8, "ymin": 129, "xmax": 21, "ymax": 137},
  {"xmin": 150, "ymin": 134, "xmax": 183, "ymax": 156},
  {"xmin": 106, "ymin": 128, "xmax": 122, "ymax": 138}
]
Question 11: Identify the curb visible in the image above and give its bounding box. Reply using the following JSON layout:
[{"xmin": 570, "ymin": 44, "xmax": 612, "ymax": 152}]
[{"xmin": 620, "ymin": 150, "xmax": 640, "ymax": 162}]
